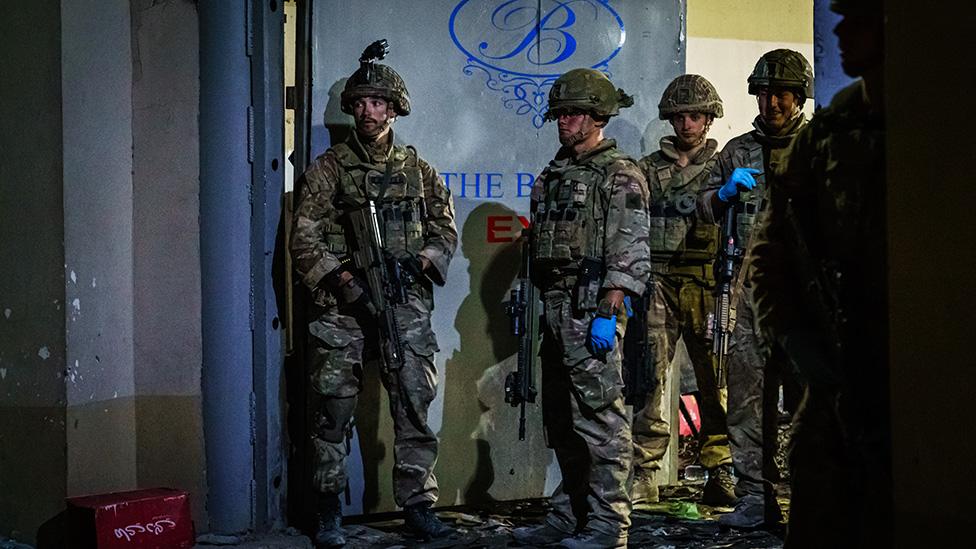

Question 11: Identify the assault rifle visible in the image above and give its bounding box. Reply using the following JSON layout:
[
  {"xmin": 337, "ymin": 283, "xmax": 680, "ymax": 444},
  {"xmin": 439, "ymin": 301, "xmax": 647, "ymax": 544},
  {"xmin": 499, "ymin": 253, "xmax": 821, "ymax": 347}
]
[
  {"xmin": 622, "ymin": 284, "xmax": 699, "ymax": 437},
  {"xmin": 710, "ymin": 199, "xmax": 745, "ymax": 388},
  {"xmin": 343, "ymin": 39, "xmax": 408, "ymax": 372},
  {"xmin": 622, "ymin": 283, "xmax": 652, "ymax": 410},
  {"xmin": 346, "ymin": 199, "xmax": 408, "ymax": 371},
  {"xmin": 504, "ymin": 233, "xmax": 537, "ymax": 441}
]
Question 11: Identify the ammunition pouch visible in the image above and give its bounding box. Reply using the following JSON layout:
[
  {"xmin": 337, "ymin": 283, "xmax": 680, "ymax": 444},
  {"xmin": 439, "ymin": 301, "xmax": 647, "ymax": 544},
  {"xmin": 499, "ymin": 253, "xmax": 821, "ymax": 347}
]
[
  {"xmin": 574, "ymin": 256, "xmax": 604, "ymax": 313},
  {"xmin": 736, "ymin": 199, "xmax": 762, "ymax": 244},
  {"xmin": 533, "ymin": 205, "xmax": 584, "ymax": 262},
  {"xmin": 378, "ymin": 199, "xmax": 426, "ymax": 256}
]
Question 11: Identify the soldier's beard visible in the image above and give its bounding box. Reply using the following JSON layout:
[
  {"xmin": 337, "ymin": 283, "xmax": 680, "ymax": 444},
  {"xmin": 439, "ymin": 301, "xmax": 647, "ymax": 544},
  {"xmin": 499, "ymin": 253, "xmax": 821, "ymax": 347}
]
[
  {"xmin": 356, "ymin": 116, "xmax": 392, "ymax": 141},
  {"xmin": 558, "ymin": 129, "xmax": 587, "ymax": 147},
  {"xmin": 559, "ymin": 123, "xmax": 601, "ymax": 147}
]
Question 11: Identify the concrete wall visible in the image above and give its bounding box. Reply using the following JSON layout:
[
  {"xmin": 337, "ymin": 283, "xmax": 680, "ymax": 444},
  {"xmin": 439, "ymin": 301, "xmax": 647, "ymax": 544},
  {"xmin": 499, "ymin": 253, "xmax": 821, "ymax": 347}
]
[
  {"xmin": 0, "ymin": 1, "xmax": 68, "ymax": 542},
  {"xmin": 130, "ymin": 0, "xmax": 207, "ymax": 524},
  {"xmin": 686, "ymin": 0, "xmax": 814, "ymax": 147},
  {"xmin": 62, "ymin": 0, "xmax": 138, "ymax": 497},
  {"xmin": 0, "ymin": 1, "xmax": 207, "ymax": 541}
]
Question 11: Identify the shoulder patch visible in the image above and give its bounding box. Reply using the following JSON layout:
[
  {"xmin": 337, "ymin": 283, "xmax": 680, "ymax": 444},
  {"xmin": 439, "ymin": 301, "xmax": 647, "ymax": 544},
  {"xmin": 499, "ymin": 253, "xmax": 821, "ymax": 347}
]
[{"xmin": 626, "ymin": 192, "xmax": 644, "ymax": 210}]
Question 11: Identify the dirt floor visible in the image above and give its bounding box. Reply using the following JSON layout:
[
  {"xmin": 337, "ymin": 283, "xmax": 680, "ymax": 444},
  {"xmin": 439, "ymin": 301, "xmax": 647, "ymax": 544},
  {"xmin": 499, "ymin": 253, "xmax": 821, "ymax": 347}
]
[
  {"xmin": 335, "ymin": 480, "xmax": 788, "ymax": 549},
  {"xmin": 195, "ymin": 432, "xmax": 793, "ymax": 549},
  {"xmin": 195, "ymin": 482, "xmax": 789, "ymax": 549}
]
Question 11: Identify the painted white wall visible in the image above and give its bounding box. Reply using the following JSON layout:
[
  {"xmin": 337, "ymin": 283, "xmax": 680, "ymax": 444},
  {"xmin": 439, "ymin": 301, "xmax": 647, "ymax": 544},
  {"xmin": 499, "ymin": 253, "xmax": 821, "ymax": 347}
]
[
  {"xmin": 686, "ymin": 38, "xmax": 815, "ymax": 149},
  {"xmin": 131, "ymin": 0, "xmax": 202, "ymax": 397},
  {"xmin": 61, "ymin": 0, "xmax": 138, "ymax": 494},
  {"xmin": 684, "ymin": 0, "xmax": 814, "ymax": 148}
]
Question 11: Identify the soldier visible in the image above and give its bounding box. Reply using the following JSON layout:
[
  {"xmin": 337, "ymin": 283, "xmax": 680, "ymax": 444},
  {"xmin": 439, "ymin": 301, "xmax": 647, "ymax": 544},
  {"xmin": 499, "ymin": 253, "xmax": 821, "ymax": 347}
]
[
  {"xmin": 510, "ymin": 68, "xmax": 650, "ymax": 549},
  {"xmin": 751, "ymin": 1, "xmax": 887, "ymax": 546},
  {"xmin": 290, "ymin": 42, "xmax": 458, "ymax": 547},
  {"xmin": 697, "ymin": 50, "xmax": 813, "ymax": 529},
  {"xmin": 630, "ymin": 74, "xmax": 736, "ymax": 508}
]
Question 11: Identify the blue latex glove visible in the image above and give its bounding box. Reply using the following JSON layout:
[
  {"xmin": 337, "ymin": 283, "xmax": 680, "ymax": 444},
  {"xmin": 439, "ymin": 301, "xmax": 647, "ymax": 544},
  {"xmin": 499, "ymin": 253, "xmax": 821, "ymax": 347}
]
[
  {"xmin": 623, "ymin": 296, "xmax": 634, "ymax": 318},
  {"xmin": 589, "ymin": 316, "xmax": 617, "ymax": 354},
  {"xmin": 717, "ymin": 167, "xmax": 760, "ymax": 202}
]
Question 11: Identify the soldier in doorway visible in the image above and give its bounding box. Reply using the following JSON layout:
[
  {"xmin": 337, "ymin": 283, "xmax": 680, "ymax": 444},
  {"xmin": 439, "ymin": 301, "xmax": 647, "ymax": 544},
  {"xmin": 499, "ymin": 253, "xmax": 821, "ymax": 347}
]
[
  {"xmin": 697, "ymin": 49, "xmax": 813, "ymax": 528},
  {"xmin": 291, "ymin": 41, "xmax": 457, "ymax": 547},
  {"xmin": 630, "ymin": 74, "xmax": 736, "ymax": 508},
  {"xmin": 751, "ymin": 1, "xmax": 889, "ymax": 545},
  {"xmin": 510, "ymin": 68, "xmax": 651, "ymax": 549}
]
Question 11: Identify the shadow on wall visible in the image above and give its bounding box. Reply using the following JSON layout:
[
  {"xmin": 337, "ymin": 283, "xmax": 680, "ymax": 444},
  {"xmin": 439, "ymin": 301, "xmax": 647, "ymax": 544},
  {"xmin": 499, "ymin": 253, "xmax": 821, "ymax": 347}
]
[
  {"xmin": 286, "ymin": 78, "xmax": 356, "ymax": 525},
  {"xmin": 324, "ymin": 78, "xmax": 352, "ymax": 148},
  {"xmin": 641, "ymin": 117, "xmax": 673, "ymax": 159},
  {"xmin": 437, "ymin": 202, "xmax": 552, "ymax": 506}
]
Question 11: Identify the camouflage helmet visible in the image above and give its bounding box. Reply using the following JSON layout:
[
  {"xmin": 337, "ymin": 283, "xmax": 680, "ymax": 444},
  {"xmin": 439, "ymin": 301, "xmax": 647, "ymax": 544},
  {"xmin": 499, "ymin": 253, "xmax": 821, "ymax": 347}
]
[
  {"xmin": 658, "ymin": 74, "xmax": 724, "ymax": 120},
  {"xmin": 340, "ymin": 40, "xmax": 411, "ymax": 116},
  {"xmin": 545, "ymin": 68, "xmax": 634, "ymax": 121},
  {"xmin": 747, "ymin": 49, "xmax": 814, "ymax": 99}
]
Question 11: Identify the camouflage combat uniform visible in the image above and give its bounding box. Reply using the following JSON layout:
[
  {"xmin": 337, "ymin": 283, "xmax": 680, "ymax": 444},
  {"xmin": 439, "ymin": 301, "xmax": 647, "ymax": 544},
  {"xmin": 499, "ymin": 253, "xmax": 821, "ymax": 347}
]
[
  {"xmin": 291, "ymin": 127, "xmax": 457, "ymax": 507},
  {"xmin": 699, "ymin": 50, "xmax": 813, "ymax": 522},
  {"xmin": 532, "ymin": 136, "xmax": 650, "ymax": 543},
  {"xmin": 700, "ymin": 113, "xmax": 807, "ymax": 511},
  {"xmin": 752, "ymin": 78, "xmax": 889, "ymax": 547},
  {"xmin": 632, "ymin": 135, "xmax": 732, "ymax": 475}
]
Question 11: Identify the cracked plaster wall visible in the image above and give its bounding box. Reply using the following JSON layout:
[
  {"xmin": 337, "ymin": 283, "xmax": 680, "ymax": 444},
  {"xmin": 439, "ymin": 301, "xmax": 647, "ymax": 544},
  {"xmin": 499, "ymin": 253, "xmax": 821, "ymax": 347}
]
[{"xmin": 0, "ymin": 0, "xmax": 205, "ymax": 541}]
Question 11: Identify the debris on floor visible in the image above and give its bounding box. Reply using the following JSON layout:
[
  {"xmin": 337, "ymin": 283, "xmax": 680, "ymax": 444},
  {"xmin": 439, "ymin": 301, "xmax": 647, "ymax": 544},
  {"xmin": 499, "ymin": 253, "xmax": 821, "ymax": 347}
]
[
  {"xmin": 195, "ymin": 529, "xmax": 312, "ymax": 549},
  {"xmin": 0, "ymin": 537, "xmax": 34, "ymax": 549},
  {"xmin": 194, "ymin": 431, "xmax": 795, "ymax": 548},
  {"xmin": 333, "ymin": 494, "xmax": 786, "ymax": 548}
]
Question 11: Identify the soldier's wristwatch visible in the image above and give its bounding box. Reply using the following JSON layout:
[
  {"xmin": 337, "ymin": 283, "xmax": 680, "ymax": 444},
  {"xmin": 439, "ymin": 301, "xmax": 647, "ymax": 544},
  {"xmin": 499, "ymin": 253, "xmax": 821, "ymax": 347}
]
[{"xmin": 596, "ymin": 300, "xmax": 619, "ymax": 319}]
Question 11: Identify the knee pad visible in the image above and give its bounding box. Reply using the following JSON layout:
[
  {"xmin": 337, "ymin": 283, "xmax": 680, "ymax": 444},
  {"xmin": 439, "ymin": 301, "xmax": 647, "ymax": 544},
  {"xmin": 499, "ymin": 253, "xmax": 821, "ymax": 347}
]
[{"xmin": 317, "ymin": 396, "xmax": 357, "ymax": 443}]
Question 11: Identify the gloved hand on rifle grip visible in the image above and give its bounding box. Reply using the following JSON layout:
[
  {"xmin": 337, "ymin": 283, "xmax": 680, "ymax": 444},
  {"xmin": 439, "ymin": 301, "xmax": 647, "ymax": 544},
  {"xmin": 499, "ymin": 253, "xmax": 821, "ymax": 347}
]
[
  {"xmin": 325, "ymin": 267, "xmax": 372, "ymax": 313},
  {"xmin": 588, "ymin": 315, "xmax": 617, "ymax": 354},
  {"xmin": 396, "ymin": 251, "xmax": 426, "ymax": 280},
  {"xmin": 718, "ymin": 167, "xmax": 760, "ymax": 202},
  {"xmin": 338, "ymin": 277, "xmax": 370, "ymax": 308}
]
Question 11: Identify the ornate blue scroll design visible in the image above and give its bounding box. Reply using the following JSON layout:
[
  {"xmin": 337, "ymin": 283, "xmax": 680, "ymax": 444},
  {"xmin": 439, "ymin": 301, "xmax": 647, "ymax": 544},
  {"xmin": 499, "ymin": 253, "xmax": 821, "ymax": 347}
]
[
  {"xmin": 450, "ymin": 0, "xmax": 624, "ymax": 129},
  {"xmin": 461, "ymin": 65, "xmax": 560, "ymax": 128}
]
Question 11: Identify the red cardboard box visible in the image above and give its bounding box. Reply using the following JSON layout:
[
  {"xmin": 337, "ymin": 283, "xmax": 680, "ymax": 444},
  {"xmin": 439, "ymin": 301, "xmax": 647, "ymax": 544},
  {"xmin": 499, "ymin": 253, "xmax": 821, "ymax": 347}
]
[
  {"xmin": 678, "ymin": 394, "xmax": 701, "ymax": 437},
  {"xmin": 66, "ymin": 488, "xmax": 194, "ymax": 549}
]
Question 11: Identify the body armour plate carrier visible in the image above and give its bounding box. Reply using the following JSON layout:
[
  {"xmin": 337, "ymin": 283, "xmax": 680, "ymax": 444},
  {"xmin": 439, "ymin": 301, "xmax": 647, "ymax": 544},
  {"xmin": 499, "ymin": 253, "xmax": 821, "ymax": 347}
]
[
  {"xmin": 645, "ymin": 152, "xmax": 719, "ymax": 266},
  {"xmin": 727, "ymin": 137, "xmax": 768, "ymax": 247},
  {"xmin": 319, "ymin": 141, "xmax": 427, "ymax": 259},
  {"xmin": 531, "ymin": 146, "xmax": 636, "ymax": 281}
]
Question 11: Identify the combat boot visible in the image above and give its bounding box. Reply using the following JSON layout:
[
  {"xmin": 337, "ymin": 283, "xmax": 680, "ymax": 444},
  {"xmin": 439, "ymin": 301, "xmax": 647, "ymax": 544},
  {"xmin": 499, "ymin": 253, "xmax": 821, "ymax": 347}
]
[
  {"xmin": 557, "ymin": 529, "xmax": 627, "ymax": 549},
  {"xmin": 403, "ymin": 502, "xmax": 454, "ymax": 540},
  {"xmin": 701, "ymin": 464, "xmax": 737, "ymax": 506},
  {"xmin": 314, "ymin": 493, "xmax": 345, "ymax": 548},
  {"xmin": 718, "ymin": 494, "xmax": 783, "ymax": 529},
  {"xmin": 511, "ymin": 522, "xmax": 573, "ymax": 546},
  {"xmin": 630, "ymin": 472, "xmax": 660, "ymax": 505}
]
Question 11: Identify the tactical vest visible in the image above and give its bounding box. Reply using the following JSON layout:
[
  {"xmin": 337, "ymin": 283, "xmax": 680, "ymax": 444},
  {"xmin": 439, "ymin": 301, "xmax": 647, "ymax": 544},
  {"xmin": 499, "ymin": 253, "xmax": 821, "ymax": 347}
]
[
  {"xmin": 726, "ymin": 136, "xmax": 768, "ymax": 246},
  {"xmin": 645, "ymin": 152, "xmax": 719, "ymax": 270},
  {"xmin": 531, "ymin": 145, "xmax": 636, "ymax": 285},
  {"xmin": 726, "ymin": 118, "xmax": 805, "ymax": 249},
  {"xmin": 318, "ymin": 141, "xmax": 427, "ymax": 259}
]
